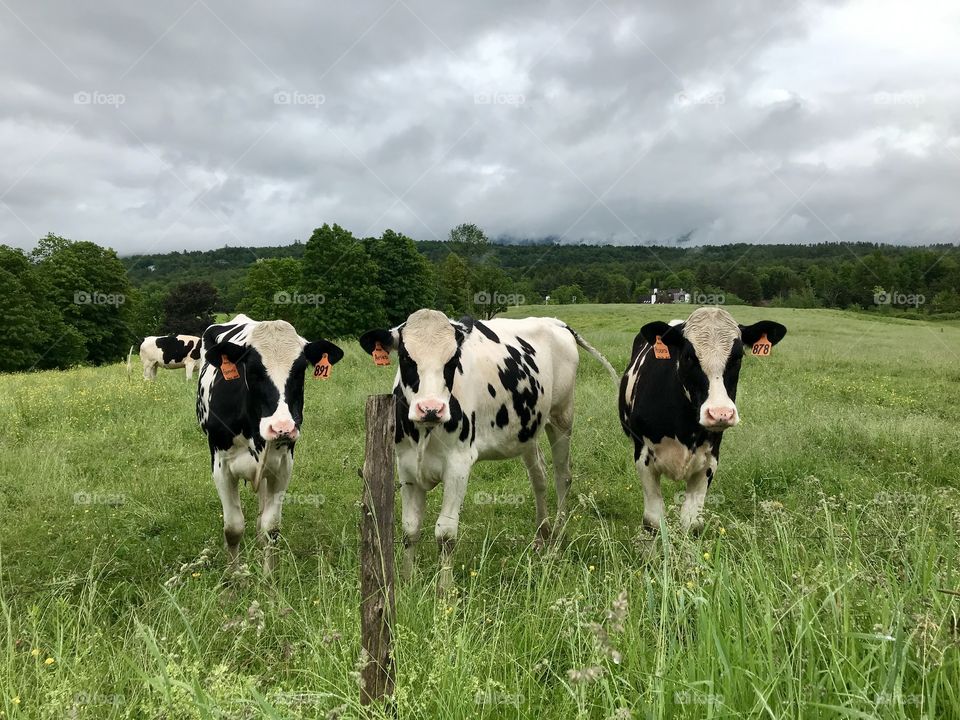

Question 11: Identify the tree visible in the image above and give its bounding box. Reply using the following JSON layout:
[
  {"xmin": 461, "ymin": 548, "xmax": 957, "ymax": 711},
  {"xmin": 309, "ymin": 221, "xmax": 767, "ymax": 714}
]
[
  {"xmin": 31, "ymin": 234, "xmax": 133, "ymax": 364},
  {"xmin": 365, "ymin": 229, "xmax": 436, "ymax": 325},
  {"xmin": 163, "ymin": 281, "xmax": 219, "ymax": 335},
  {"xmin": 470, "ymin": 263, "xmax": 513, "ymax": 320},
  {"xmin": 237, "ymin": 258, "xmax": 303, "ymax": 323},
  {"xmin": 551, "ymin": 284, "xmax": 585, "ymax": 304},
  {"xmin": 0, "ymin": 245, "xmax": 85, "ymax": 371},
  {"xmin": 448, "ymin": 223, "xmax": 489, "ymax": 264},
  {"xmin": 299, "ymin": 223, "xmax": 385, "ymax": 338},
  {"xmin": 436, "ymin": 252, "xmax": 472, "ymax": 316}
]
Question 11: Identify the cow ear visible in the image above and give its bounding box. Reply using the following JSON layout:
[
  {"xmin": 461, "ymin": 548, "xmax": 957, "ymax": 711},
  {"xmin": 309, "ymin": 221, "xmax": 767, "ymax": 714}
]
[
  {"xmin": 640, "ymin": 321, "xmax": 685, "ymax": 347},
  {"xmin": 358, "ymin": 328, "xmax": 397, "ymax": 355},
  {"xmin": 740, "ymin": 321, "xmax": 787, "ymax": 347},
  {"xmin": 304, "ymin": 339, "xmax": 345, "ymax": 366},
  {"xmin": 204, "ymin": 341, "xmax": 246, "ymax": 366}
]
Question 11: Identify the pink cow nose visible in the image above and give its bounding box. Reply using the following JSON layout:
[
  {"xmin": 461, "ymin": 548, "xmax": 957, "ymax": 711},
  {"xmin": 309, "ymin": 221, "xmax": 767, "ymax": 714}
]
[
  {"xmin": 706, "ymin": 407, "xmax": 735, "ymax": 425},
  {"xmin": 415, "ymin": 400, "xmax": 446, "ymax": 421},
  {"xmin": 267, "ymin": 418, "xmax": 298, "ymax": 439}
]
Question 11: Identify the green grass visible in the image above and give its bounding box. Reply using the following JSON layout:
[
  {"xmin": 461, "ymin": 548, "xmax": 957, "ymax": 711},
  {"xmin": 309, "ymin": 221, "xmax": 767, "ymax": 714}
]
[{"xmin": 1, "ymin": 304, "xmax": 959, "ymax": 719}]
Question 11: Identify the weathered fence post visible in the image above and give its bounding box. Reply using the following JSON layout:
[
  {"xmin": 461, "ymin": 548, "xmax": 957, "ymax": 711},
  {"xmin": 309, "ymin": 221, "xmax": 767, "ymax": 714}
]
[{"xmin": 360, "ymin": 394, "xmax": 396, "ymax": 706}]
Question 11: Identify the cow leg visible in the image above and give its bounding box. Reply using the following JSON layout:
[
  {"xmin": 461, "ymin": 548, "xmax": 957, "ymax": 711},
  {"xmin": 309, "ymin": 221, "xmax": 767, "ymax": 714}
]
[
  {"xmin": 214, "ymin": 460, "xmax": 244, "ymax": 569},
  {"xmin": 257, "ymin": 455, "xmax": 292, "ymax": 576},
  {"xmin": 681, "ymin": 464, "xmax": 715, "ymax": 534},
  {"xmin": 399, "ymin": 477, "xmax": 427, "ymax": 582},
  {"xmin": 635, "ymin": 448, "xmax": 664, "ymax": 531},
  {"xmin": 185, "ymin": 360, "xmax": 195, "ymax": 380},
  {"xmin": 545, "ymin": 424, "xmax": 573, "ymax": 523},
  {"xmin": 522, "ymin": 445, "xmax": 551, "ymax": 544},
  {"xmin": 435, "ymin": 466, "xmax": 469, "ymax": 592},
  {"xmin": 143, "ymin": 360, "xmax": 156, "ymax": 381}
]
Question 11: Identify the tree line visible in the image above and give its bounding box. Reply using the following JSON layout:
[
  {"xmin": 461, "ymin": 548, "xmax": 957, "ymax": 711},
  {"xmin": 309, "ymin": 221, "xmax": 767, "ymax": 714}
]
[{"xmin": 2, "ymin": 226, "xmax": 957, "ymax": 372}]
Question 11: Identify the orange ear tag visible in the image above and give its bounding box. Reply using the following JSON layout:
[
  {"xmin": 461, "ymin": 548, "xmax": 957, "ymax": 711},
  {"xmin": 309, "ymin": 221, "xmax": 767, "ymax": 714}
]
[
  {"xmin": 313, "ymin": 353, "xmax": 332, "ymax": 380},
  {"xmin": 220, "ymin": 355, "xmax": 240, "ymax": 380},
  {"xmin": 372, "ymin": 341, "xmax": 391, "ymax": 367},
  {"xmin": 751, "ymin": 333, "xmax": 772, "ymax": 357},
  {"xmin": 653, "ymin": 336, "xmax": 671, "ymax": 360}
]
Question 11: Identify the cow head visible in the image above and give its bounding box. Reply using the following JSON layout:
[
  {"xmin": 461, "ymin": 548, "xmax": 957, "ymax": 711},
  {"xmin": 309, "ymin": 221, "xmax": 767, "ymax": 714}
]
[
  {"xmin": 204, "ymin": 320, "xmax": 344, "ymax": 443},
  {"xmin": 359, "ymin": 309, "xmax": 469, "ymax": 425},
  {"xmin": 639, "ymin": 308, "xmax": 786, "ymax": 432}
]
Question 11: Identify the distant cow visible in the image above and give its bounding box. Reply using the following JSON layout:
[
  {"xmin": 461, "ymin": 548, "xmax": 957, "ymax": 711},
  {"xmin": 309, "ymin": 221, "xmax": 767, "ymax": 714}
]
[
  {"xmin": 619, "ymin": 307, "xmax": 786, "ymax": 533},
  {"xmin": 359, "ymin": 309, "xmax": 617, "ymax": 588},
  {"xmin": 196, "ymin": 314, "xmax": 344, "ymax": 575},
  {"xmin": 129, "ymin": 335, "xmax": 202, "ymax": 380}
]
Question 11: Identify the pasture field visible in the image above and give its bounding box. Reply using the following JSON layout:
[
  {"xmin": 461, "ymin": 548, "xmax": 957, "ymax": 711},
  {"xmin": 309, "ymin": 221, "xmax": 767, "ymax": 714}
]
[{"xmin": 1, "ymin": 304, "xmax": 959, "ymax": 719}]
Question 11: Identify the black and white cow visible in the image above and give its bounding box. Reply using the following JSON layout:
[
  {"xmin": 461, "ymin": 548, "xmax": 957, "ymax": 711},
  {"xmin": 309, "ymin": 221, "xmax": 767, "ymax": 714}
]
[
  {"xmin": 196, "ymin": 314, "xmax": 344, "ymax": 574},
  {"xmin": 359, "ymin": 309, "xmax": 617, "ymax": 587},
  {"xmin": 129, "ymin": 334, "xmax": 202, "ymax": 380},
  {"xmin": 619, "ymin": 307, "xmax": 786, "ymax": 533}
]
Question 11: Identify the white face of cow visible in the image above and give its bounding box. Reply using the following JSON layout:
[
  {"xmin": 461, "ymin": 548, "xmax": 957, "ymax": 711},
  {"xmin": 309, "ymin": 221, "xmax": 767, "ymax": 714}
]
[
  {"xmin": 681, "ymin": 309, "xmax": 742, "ymax": 430},
  {"xmin": 203, "ymin": 319, "xmax": 344, "ymax": 444},
  {"xmin": 359, "ymin": 309, "xmax": 467, "ymax": 425}
]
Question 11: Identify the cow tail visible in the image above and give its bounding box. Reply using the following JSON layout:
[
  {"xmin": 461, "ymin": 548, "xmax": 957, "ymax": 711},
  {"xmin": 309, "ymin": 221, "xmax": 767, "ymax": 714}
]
[
  {"xmin": 568, "ymin": 327, "xmax": 619, "ymax": 383},
  {"xmin": 126, "ymin": 344, "xmax": 135, "ymax": 372}
]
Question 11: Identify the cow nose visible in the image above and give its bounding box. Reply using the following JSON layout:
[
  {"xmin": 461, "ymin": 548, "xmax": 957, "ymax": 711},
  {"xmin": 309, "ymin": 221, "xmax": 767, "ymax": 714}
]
[
  {"xmin": 267, "ymin": 419, "xmax": 298, "ymax": 439},
  {"xmin": 706, "ymin": 407, "xmax": 736, "ymax": 424},
  {"xmin": 415, "ymin": 400, "xmax": 446, "ymax": 422}
]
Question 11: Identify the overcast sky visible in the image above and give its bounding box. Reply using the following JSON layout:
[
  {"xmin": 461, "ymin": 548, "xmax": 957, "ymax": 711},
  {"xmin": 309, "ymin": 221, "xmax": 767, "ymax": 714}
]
[{"xmin": 1, "ymin": 0, "xmax": 957, "ymax": 255}]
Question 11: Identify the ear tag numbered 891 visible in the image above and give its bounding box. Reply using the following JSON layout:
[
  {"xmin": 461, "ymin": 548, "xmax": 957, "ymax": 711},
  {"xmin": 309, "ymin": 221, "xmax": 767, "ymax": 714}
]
[
  {"xmin": 653, "ymin": 336, "xmax": 671, "ymax": 360},
  {"xmin": 372, "ymin": 341, "xmax": 391, "ymax": 366}
]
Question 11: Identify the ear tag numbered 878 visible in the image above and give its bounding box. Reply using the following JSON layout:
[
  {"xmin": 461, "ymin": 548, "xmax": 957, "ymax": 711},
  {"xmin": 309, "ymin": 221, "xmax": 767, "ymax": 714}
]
[{"xmin": 751, "ymin": 333, "xmax": 772, "ymax": 357}]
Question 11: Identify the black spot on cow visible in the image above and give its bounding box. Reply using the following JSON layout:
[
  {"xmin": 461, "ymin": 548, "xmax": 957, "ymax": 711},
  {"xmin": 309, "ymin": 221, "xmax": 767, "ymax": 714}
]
[
  {"xmin": 397, "ymin": 336, "xmax": 420, "ymax": 393},
  {"xmin": 475, "ymin": 321, "xmax": 500, "ymax": 343},
  {"xmin": 470, "ymin": 412, "xmax": 476, "ymax": 445},
  {"xmin": 156, "ymin": 335, "xmax": 195, "ymax": 364},
  {"xmin": 498, "ymin": 342, "xmax": 542, "ymax": 443},
  {"xmin": 443, "ymin": 395, "xmax": 465, "ymax": 435},
  {"xmin": 495, "ymin": 404, "xmax": 509, "ymax": 428},
  {"xmin": 487, "ymin": 383, "xmax": 496, "ymax": 398},
  {"xmin": 394, "ymin": 386, "xmax": 420, "ymax": 444}
]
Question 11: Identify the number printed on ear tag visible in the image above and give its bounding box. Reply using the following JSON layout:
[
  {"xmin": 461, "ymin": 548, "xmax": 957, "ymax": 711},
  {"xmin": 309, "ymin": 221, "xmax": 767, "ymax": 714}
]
[
  {"xmin": 314, "ymin": 353, "xmax": 332, "ymax": 380},
  {"xmin": 220, "ymin": 355, "xmax": 240, "ymax": 380},
  {"xmin": 653, "ymin": 336, "xmax": 671, "ymax": 360},
  {"xmin": 751, "ymin": 333, "xmax": 772, "ymax": 357},
  {"xmin": 372, "ymin": 341, "xmax": 391, "ymax": 366}
]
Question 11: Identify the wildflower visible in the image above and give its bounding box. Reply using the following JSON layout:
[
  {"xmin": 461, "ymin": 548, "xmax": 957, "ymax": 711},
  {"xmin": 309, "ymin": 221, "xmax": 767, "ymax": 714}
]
[
  {"xmin": 685, "ymin": 581, "xmax": 694, "ymax": 589},
  {"xmin": 470, "ymin": 570, "xmax": 478, "ymax": 577},
  {"xmin": 191, "ymin": 572, "xmax": 201, "ymax": 578},
  {"xmin": 588, "ymin": 565, "xmax": 595, "ymax": 572},
  {"xmin": 44, "ymin": 657, "xmax": 55, "ymax": 666},
  {"xmin": 719, "ymin": 527, "xmax": 726, "ymax": 536},
  {"xmin": 703, "ymin": 552, "xmax": 711, "ymax": 560},
  {"xmin": 12, "ymin": 695, "xmax": 20, "ymax": 705},
  {"xmin": 30, "ymin": 648, "xmax": 40, "ymax": 657}
]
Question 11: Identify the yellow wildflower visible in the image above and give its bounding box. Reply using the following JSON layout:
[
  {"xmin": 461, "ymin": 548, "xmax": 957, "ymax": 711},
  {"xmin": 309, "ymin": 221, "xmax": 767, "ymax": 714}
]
[
  {"xmin": 30, "ymin": 648, "xmax": 40, "ymax": 657},
  {"xmin": 44, "ymin": 657, "xmax": 55, "ymax": 666}
]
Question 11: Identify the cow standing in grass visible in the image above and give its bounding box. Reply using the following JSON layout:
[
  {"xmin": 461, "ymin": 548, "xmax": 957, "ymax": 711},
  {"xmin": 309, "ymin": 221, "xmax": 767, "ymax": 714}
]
[
  {"xmin": 129, "ymin": 334, "xmax": 202, "ymax": 380},
  {"xmin": 196, "ymin": 314, "xmax": 344, "ymax": 575},
  {"xmin": 360, "ymin": 309, "xmax": 617, "ymax": 588},
  {"xmin": 619, "ymin": 307, "xmax": 786, "ymax": 533}
]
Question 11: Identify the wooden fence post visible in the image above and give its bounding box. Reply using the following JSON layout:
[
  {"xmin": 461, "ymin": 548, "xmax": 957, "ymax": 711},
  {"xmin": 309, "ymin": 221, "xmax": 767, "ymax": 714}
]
[{"xmin": 360, "ymin": 394, "xmax": 396, "ymax": 706}]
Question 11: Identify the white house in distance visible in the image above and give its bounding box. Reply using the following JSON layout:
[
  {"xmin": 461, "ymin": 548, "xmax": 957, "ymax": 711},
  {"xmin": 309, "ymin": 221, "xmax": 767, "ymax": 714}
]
[{"xmin": 645, "ymin": 287, "xmax": 691, "ymax": 304}]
